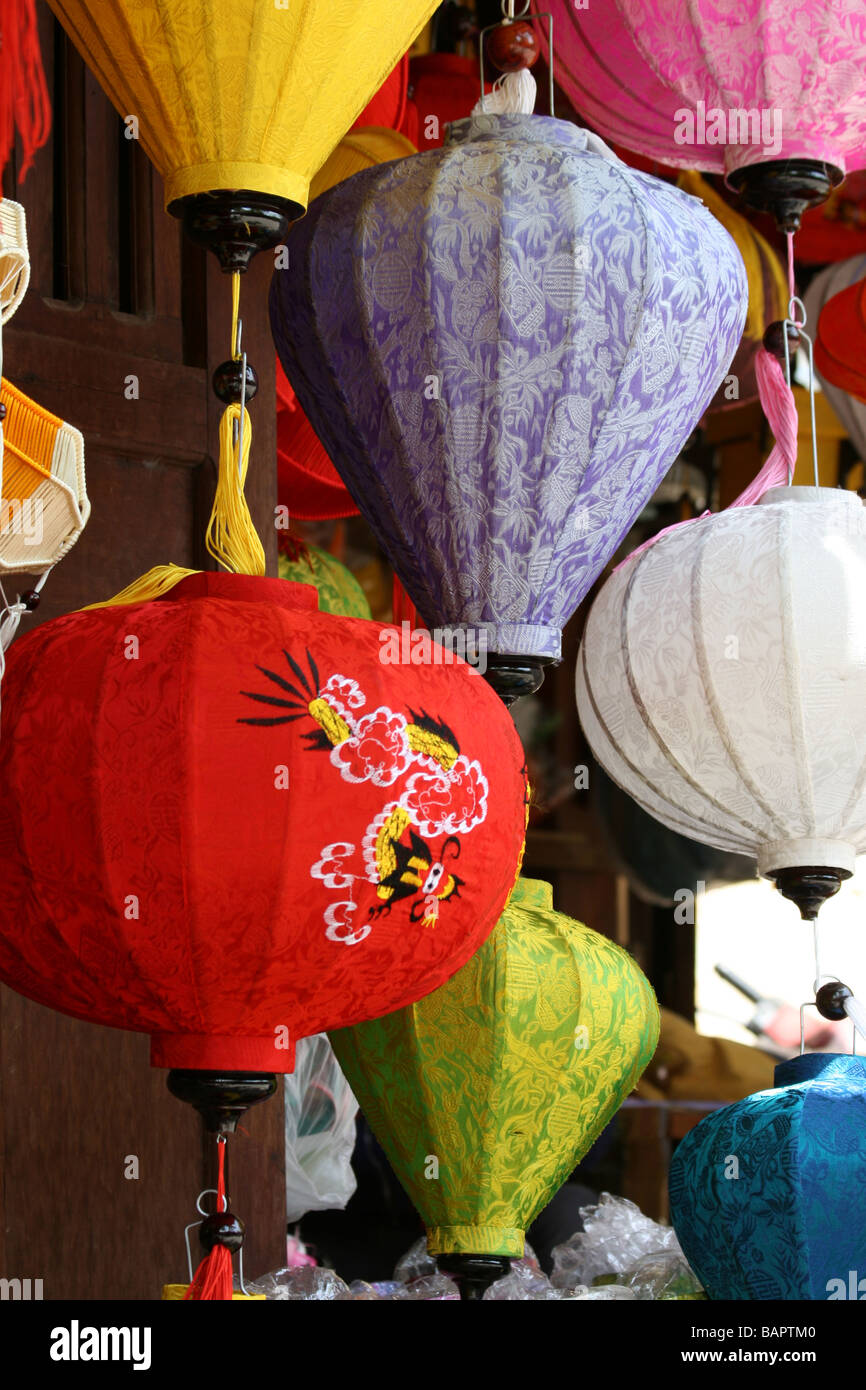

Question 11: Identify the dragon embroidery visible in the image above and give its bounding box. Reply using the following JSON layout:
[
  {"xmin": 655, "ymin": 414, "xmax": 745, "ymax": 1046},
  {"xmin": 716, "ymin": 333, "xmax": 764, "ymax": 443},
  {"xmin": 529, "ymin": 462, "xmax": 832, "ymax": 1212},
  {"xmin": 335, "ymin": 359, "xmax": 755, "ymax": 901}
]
[{"xmin": 239, "ymin": 649, "xmax": 488, "ymax": 945}]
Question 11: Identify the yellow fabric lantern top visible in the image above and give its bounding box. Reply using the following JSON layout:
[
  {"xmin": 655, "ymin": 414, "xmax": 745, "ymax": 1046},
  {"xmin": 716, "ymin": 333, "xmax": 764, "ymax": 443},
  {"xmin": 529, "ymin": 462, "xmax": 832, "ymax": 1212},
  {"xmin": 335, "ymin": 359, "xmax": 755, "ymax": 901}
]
[
  {"xmin": 47, "ymin": 0, "xmax": 438, "ymax": 210},
  {"xmin": 309, "ymin": 127, "xmax": 416, "ymax": 203}
]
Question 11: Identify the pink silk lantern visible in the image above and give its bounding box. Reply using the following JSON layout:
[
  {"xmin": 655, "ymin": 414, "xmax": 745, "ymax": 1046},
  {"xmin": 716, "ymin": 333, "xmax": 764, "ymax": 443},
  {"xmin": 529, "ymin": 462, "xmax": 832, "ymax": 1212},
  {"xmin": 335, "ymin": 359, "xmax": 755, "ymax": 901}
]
[{"xmin": 535, "ymin": 1, "xmax": 866, "ymax": 229}]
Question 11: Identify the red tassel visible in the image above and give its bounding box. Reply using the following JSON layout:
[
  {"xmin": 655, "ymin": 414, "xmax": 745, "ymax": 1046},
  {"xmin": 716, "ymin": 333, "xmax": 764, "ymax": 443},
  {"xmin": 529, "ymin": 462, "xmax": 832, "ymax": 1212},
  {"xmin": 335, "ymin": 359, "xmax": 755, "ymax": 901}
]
[
  {"xmin": 184, "ymin": 1243, "xmax": 233, "ymax": 1301},
  {"xmin": 0, "ymin": 0, "xmax": 52, "ymax": 184},
  {"xmin": 184, "ymin": 1140, "xmax": 234, "ymax": 1301},
  {"xmin": 277, "ymin": 530, "xmax": 310, "ymax": 564}
]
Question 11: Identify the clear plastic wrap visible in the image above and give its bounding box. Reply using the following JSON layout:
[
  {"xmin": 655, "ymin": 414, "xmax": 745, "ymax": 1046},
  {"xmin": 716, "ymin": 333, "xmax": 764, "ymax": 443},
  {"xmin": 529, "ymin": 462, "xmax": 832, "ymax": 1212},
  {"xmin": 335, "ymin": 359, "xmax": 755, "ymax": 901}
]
[
  {"xmin": 247, "ymin": 1266, "xmax": 349, "ymax": 1300},
  {"xmin": 551, "ymin": 1192, "xmax": 683, "ymax": 1292},
  {"xmin": 483, "ymin": 1260, "xmax": 561, "ymax": 1301},
  {"xmin": 627, "ymin": 1250, "xmax": 705, "ymax": 1300},
  {"xmin": 284, "ymin": 1034, "xmax": 358, "ymax": 1223}
]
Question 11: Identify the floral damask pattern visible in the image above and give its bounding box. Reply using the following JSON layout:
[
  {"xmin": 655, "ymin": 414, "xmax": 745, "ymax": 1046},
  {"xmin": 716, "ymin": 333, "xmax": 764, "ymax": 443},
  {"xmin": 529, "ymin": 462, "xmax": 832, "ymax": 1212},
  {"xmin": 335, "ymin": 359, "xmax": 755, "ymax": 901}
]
[
  {"xmin": 277, "ymin": 546, "xmax": 371, "ymax": 620},
  {"xmin": 669, "ymin": 1054, "xmax": 866, "ymax": 1300},
  {"xmin": 271, "ymin": 114, "xmax": 746, "ymax": 660},
  {"xmin": 537, "ymin": 2, "xmax": 866, "ymax": 175},
  {"xmin": 47, "ymin": 0, "xmax": 438, "ymax": 207},
  {"xmin": 0, "ymin": 575, "xmax": 527, "ymax": 1071},
  {"xmin": 577, "ymin": 488, "xmax": 866, "ymax": 873},
  {"xmin": 330, "ymin": 877, "xmax": 659, "ymax": 1257}
]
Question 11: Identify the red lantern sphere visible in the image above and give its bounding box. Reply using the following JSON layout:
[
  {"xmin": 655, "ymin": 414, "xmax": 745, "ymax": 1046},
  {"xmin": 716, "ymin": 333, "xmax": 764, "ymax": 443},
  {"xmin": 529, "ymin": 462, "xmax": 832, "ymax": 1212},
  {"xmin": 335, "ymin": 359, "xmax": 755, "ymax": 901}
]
[
  {"xmin": 0, "ymin": 574, "xmax": 527, "ymax": 1072},
  {"xmin": 815, "ymin": 277, "xmax": 866, "ymax": 405},
  {"xmin": 276, "ymin": 359, "xmax": 358, "ymax": 520},
  {"xmin": 485, "ymin": 20, "xmax": 539, "ymax": 73}
]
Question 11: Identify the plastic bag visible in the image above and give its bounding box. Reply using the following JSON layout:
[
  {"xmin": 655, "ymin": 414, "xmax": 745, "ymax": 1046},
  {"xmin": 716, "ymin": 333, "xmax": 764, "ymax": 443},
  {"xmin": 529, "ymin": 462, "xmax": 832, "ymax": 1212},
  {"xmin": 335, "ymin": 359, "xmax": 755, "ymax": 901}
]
[
  {"xmin": 551, "ymin": 1192, "xmax": 682, "ymax": 1291},
  {"xmin": 284, "ymin": 1034, "xmax": 358, "ymax": 1222}
]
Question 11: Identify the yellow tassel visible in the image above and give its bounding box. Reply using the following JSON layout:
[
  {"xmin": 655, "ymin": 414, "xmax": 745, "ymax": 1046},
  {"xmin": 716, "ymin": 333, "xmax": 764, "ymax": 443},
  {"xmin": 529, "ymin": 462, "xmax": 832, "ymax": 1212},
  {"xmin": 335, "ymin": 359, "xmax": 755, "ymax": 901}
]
[
  {"xmin": 82, "ymin": 564, "xmax": 199, "ymax": 610},
  {"xmin": 80, "ymin": 273, "xmax": 263, "ymax": 609},
  {"xmin": 205, "ymin": 402, "xmax": 266, "ymax": 576}
]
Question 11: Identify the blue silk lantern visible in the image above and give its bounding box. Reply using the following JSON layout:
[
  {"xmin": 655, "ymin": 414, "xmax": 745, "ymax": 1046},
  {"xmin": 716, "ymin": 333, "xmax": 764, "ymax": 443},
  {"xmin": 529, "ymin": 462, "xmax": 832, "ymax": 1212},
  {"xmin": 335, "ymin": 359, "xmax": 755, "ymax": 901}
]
[
  {"xmin": 270, "ymin": 113, "xmax": 746, "ymax": 697},
  {"xmin": 669, "ymin": 1053, "xmax": 866, "ymax": 1301}
]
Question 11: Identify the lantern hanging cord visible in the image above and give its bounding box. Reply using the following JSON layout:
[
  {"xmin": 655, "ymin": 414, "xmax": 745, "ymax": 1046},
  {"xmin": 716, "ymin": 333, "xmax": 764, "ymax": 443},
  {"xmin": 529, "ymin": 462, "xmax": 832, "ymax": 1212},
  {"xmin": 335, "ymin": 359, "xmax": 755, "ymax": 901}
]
[
  {"xmin": 184, "ymin": 1136, "xmax": 237, "ymax": 1301},
  {"xmin": 779, "ymin": 294, "xmax": 819, "ymax": 489},
  {"xmin": 0, "ymin": 567, "xmax": 49, "ymax": 658},
  {"xmin": 203, "ymin": 273, "xmax": 264, "ymax": 575},
  {"xmin": 0, "ymin": 567, "xmax": 51, "ymax": 733},
  {"xmin": 231, "ymin": 271, "xmax": 241, "ymax": 361},
  {"xmin": 809, "ymin": 922, "xmax": 866, "ymax": 1052},
  {"xmin": 779, "ymin": 235, "xmax": 819, "ymax": 488},
  {"xmin": 812, "ymin": 918, "xmax": 826, "ymax": 996},
  {"xmin": 68, "ymin": 261, "xmax": 261, "ymax": 604}
]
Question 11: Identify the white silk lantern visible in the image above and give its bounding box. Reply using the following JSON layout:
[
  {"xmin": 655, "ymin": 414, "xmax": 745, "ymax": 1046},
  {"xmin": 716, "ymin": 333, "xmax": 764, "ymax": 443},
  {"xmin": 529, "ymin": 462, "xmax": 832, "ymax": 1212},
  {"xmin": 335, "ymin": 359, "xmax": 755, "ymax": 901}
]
[{"xmin": 576, "ymin": 487, "xmax": 866, "ymax": 919}]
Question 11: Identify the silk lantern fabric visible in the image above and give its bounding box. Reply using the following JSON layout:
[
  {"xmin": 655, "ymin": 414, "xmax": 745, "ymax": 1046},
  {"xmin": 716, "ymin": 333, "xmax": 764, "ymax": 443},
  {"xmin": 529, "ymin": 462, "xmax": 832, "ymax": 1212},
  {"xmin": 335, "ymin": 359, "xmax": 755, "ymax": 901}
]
[
  {"xmin": 806, "ymin": 255, "xmax": 866, "ymax": 458},
  {"xmin": 277, "ymin": 544, "xmax": 371, "ymax": 620},
  {"xmin": 813, "ymin": 268, "xmax": 866, "ymax": 407},
  {"xmin": 276, "ymin": 126, "xmax": 417, "ymax": 522},
  {"xmin": 46, "ymin": 0, "xmax": 438, "ymax": 211},
  {"xmin": 352, "ymin": 54, "xmax": 414, "ymax": 139},
  {"xmin": 331, "ymin": 877, "xmax": 659, "ymax": 1258},
  {"xmin": 0, "ymin": 573, "xmax": 528, "ymax": 1072},
  {"xmin": 577, "ymin": 487, "xmax": 866, "ymax": 882},
  {"xmin": 795, "ymin": 170, "xmax": 866, "ymax": 265},
  {"xmin": 309, "ymin": 126, "xmax": 417, "ymax": 204},
  {"xmin": 536, "ymin": 1, "xmax": 866, "ymax": 179},
  {"xmin": 276, "ymin": 362, "xmax": 358, "ymax": 522},
  {"xmin": 271, "ymin": 113, "xmax": 747, "ymax": 662},
  {"xmin": 669, "ymin": 1053, "xmax": 866, "ymax": 1300},
  {"xmin": 408, "ymin": 53, "xmax": 489, "ymax": 149}
]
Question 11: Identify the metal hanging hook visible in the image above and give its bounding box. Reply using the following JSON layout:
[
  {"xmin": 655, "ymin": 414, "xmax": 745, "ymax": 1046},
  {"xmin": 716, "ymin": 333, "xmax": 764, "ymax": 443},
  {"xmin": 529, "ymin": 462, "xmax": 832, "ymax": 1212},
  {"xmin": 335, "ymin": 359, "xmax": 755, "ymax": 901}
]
[
  {"xmin": 781, "ymin": 295, "xmax": 819, "ymax": 489},
  {"xmin": 182, "ymin": 1133, "xmax": 249, "ymax": 1295}
]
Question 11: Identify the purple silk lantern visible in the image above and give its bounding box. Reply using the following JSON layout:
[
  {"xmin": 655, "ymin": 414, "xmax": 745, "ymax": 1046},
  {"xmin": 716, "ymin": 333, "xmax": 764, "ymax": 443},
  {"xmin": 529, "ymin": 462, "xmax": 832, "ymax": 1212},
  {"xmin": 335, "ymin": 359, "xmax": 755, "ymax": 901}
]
[{"xmin": 271, "ymin": 114, "xmax": 746, "ymax": 699}]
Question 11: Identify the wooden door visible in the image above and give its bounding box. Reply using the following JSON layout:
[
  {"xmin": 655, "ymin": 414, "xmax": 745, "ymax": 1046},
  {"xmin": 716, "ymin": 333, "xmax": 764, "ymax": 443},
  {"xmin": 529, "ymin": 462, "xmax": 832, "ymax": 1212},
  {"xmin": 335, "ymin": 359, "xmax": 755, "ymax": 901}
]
[{"xmin": 0, "ymin": 7, "xmax": 285, "ymax": 1299}]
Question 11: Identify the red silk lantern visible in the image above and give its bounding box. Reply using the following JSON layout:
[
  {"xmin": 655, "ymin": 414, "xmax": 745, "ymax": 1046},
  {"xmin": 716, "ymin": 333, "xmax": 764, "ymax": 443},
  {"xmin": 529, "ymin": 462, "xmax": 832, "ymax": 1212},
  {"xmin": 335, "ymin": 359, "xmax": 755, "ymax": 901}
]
[
  {"xmin": 352, "ymin": 53, "xmax": 417, "ymax": 140},
  {"xmin": 814, "ymin": 276, "xmax": 866, "ymax": 405},
  {"xmin": 408, "ymin": 53, "xmax": 488, "ymax": 150},
  {"xmin": 277, "ymin": 361, "xmax": 359, "ymax": 520},
  {"xmin": 0, "ymin": 573, "xmax": 527, "ymax": 1072}
]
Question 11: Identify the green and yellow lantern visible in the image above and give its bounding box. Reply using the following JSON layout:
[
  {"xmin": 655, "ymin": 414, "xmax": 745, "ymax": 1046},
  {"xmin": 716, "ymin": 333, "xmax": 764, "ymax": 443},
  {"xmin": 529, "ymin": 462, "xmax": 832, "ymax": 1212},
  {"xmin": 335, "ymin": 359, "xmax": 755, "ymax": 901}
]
[
  {"xmin": 278, "ymin": 542, "xmax": 371, "ymax": 620},
  {"xmin": 331, "ymin": 876, "xmax": 659, "ymax": 1297}
]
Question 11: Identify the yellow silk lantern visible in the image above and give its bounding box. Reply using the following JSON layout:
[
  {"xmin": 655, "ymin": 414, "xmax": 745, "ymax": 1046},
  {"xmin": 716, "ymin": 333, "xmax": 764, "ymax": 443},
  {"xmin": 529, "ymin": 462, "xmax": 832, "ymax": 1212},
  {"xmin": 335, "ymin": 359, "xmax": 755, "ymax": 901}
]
[
  {"xmin": 310, "ymin": 127, "xmax": 416, "ymax": 202},
  {"xmin": 46, "ymin": 1, "xmax": 437, "ymax": 585},
  {"xmin": 46, "ymin": 0, "xmax": 437, "ymax": 214}
]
